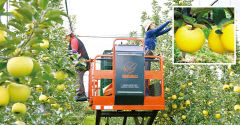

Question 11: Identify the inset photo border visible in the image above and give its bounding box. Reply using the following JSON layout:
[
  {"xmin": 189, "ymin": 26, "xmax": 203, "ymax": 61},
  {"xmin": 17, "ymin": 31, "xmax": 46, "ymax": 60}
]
[{"xmin": 172, "ymin": 6, "xmax": 236, "ymax": 65}]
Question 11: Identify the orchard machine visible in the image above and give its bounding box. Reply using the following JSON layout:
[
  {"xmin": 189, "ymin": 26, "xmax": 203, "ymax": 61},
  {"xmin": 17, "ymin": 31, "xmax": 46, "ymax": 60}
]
[{"xmin": 87, "ymin": 38, "xmax": 165, "ymax": 125}]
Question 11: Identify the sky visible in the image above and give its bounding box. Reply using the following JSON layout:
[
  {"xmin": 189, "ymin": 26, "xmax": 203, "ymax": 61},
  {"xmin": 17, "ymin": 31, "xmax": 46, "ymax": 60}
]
[
  {"xmin": 63, "ymin": 0, "xmax": 153, "ymax": 58},
  {"xmin": 63, "ymin": 0, "xmax": 240, "ymax": 94},
  {"xmin": 64, "ymin": 0, "xmax": 240, "ymax": 59}
]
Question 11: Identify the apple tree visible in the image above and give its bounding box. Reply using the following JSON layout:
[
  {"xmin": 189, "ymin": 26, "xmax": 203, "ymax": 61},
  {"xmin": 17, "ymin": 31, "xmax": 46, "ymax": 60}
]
[{"xmin": 0, "ymin": 0, "xmax": 90, "ymax": 124}]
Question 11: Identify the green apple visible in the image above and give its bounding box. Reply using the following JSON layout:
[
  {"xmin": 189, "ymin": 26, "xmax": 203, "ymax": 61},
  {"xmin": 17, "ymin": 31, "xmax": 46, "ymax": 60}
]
[
  {"xmin": 0, "ymin": 86, "xmax": 9, "ymax": 106},
  {"xmin": 39, "ymin": 94, "xmax": 48, "ymax": 103},
  {"xmin": 8, "ymin": 83, "xmax": 31, "ymax": 102},
  {"xmin": 12, "ymin": 103, "xmax": 27, "ymax": 115}
]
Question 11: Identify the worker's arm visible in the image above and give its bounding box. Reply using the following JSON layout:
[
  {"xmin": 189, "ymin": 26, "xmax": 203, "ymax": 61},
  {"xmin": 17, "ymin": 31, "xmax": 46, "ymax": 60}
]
[
  {"xmin": 71, "ymin": 38, "xmax": 79, "ymax": 53},
  {"xmin": 156, "ymin": 27, "xmax": 171, "ymax": 36},
  {"xmin": 146, "ymin": 21, "xmax": 171, "ymax": 37}
]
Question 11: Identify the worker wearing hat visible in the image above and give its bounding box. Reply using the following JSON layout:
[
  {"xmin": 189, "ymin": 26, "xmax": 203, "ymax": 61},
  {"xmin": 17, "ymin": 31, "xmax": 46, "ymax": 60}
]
[
  {"xmin": 143, "ymin": 20, "xmax": 171, "ymax": 55},
  {"xmin": 66, "ymin": 30, "xmax": 89, "ymax": 101},
  {"xmin": 143, "ymin": 20, "xmax": 171, "ymax": 96}
]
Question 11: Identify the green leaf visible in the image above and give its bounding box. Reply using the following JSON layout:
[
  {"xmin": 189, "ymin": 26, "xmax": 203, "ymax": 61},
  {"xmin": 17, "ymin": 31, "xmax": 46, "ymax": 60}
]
[
  {"xmin": 174, "ymin": 19, "xmax": 183, "ymax": 28},
  {"xmin": 174, "ymin": 10, "xmax": 182, "ymax": 19},
  {"xmin": 193, "ymin": 24, "xmax": 208, "ymax": 29},
  {"xmin": 183, "ymin": 15, "xmax": 195, "ymax": 24},
  {"xmin": 0, "ymin": 0, "xmax": 7, "ymax": 11},
  {"xmin": 183, "ymin": 8, "xmax": 191, "ymax": 16},
  {"xmin": 191, "ymin": 8, "xmax": 212, "ymax": 15},
  {"xmin": 215, "ymin": 29, "xmax": 223, "ymax": 34},
  {"xmin": 44, "ymin": 9, "xmax": 67, "ymax": 19},
  {"xmin": 17, "ymin": 4, "xmax": 34, "ymax": 22},
  {"xmin": 39, "ymin": 0, "xmax": 49, "ymax": 10},
  {"xmin": 8, "ymin": 21, "xmax": 25, "ymax": 32},
  {"xmin": 204, "ymin": 23, "xmax": 212, "ymax": 30},
  {"xmin": 213, "ymin": 8, "xmax": 226, "ymax": 25},
  {"xmin": 0, "ymin": 12, "xmax": 13, "ymax": 17},
  {"xmin": 225, "ymin": 8, "xmax": 234, "ymax": 19},
  {"xmin": 0, "ymin": 25, "xmax": 16, "ymax": 37},
  {"xmin": 48, "ymin": 87, "xmax": 55, "ymax": 95},
  {"xmin": 196, "ymin": 17, "xmax": 213, "ymax": 25},
  {"xmin": 43, "ymin": 64, "xmax": 52, "ymax": 73},
  {"xmin": 0, "ymin": 61, "xmax": 7, "ymax": 70},
  {"xmin": 47, "ymin": 16, "xmax": 64, "ymax": 24},
  {"xmin": 218, "ymin": 19, "xmax": 233, "ymax": 28}
]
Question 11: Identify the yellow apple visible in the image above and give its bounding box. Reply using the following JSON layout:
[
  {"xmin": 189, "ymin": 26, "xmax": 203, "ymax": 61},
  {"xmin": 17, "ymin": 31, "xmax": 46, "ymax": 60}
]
[
  {"xmin": 40, "ymin": 39, "xmax": 49, "ymax": 49},
  {"xmin": 39, "ymin": 94, "xmax": 48, "ymax": 103},
  {"xmin": 0, "ymin": 30, "xmax": 6, "ymax": 42},
  {"xmin": 0, "ymin": 86, "xmax": 9, "ymax": 106},
  {"xmin": 12, "ymin": 103, "xmax": 27, "ymax": 115},
  {"xmin": 7, "ymin": 56, "xmax": 33, "ymax": 77},
  {"xmin": 8, "ymin": 83, "xmax": 31, "ymax": 102},
  {"xmin": 208, "ymin": 27, "xmax": 225, "ymax": 53},
  {"xmin": 203, "ymin": 110, "xmax": 208, "ymax": 115},
  {"xmin": 175, "ymin": 25, "xmax": 205, "ymax": 52},
  {"xmin": 57, "ymin": 84, "xmax": 65, "ymax": 91},
  {"xmin": 220, "ymin": 24, "xmax": 234, "ymax": 52}
]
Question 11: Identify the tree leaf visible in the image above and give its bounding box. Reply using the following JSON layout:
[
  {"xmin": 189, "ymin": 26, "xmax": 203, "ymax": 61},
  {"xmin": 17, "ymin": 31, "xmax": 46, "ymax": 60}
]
[
  {"xmin": 174, "ymin": 19, "xmax": 183, "ymax": 28},
  {"xmin": 183, "ymin": 8, "xmax": 191, "ymax": 16},
  {"xmin": 215, "ymin": 29, "xmax": 223, "ymax": 34},
  {"xmin": 0, "ymin": 12, "xmax": 13, "ymax": 17},
  {"xmin": 0, "ymin": 61, "xmax": 7, "ymax": 70},
  {"xmin": 218, "ymin": 19, "xmax": 233, "ymax": 28},
  {"xmin": 193, "ymin": 24, "xmax": 208, "ymax": 29},
  {"xmin": 204, "ymin": 23, "xmax": 212, "ymax": 30},
  {"xmin": 43, "ymin": 64, "xmax": 52, "ymax": 73},
  {"xmin": 225, "ymin": 8, "xmax": 234, "ymax": 19},
  {"xmin": 174, "ymin": 10, "xmax": 182, "ymax": 19},
  {"xmin": 0, "ymin": 0, "xmax": 7, "ymax": 11},
  {"xmin": 213, "ymin": 8, "xmax": 226, "ymax": 25},
  {"xmin": 183, "ymin": 15, "xmax": 195, "ymax": 24},
  {"xmin": 196, "ymin": 17, "xmax": 213, "ymax": 25},
  {"xmin": 39, "ymin": 0, "xmax": 49, "ymax": 10},
  {"xmin": 191, "ymin": 8, "xmax": 212, "ymax": 15},
  {"xmin": 8, "ymin": 21, "xmax": 25, "ymax": 32},
  {"xmin": 44, "ymin": 9, "xmax": 67, "ymax": 19},
  {"xmin": 47, "ymin": 16, "xmax": 63, "ymax": 24}
]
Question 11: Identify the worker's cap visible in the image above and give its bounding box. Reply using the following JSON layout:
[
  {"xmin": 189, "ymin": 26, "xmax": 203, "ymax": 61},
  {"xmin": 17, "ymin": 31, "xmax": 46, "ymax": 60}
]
[
  {"xmin": 66, "ymin": 30, "xmax": 73, "ymax": 35},
  {"xmin": 142, "ymin": 20, "xmax": 153, "ymax": 32}
]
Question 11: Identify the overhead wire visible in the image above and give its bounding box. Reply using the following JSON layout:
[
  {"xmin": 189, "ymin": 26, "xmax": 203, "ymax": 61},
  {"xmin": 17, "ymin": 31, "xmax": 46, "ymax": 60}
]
[
  {"xmin": 64, "ymin": 0, "xmax": 144, "ymax": 39},
  {"xmin": 64, "ymin": 0, "xmax": 73, "ymax": 32}
]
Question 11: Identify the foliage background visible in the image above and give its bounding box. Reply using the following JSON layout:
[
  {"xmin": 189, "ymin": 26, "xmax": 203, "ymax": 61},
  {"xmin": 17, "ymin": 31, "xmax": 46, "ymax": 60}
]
[{"xmin": 0, "ymin": 0, "xmax": 240, "ymax": 124}]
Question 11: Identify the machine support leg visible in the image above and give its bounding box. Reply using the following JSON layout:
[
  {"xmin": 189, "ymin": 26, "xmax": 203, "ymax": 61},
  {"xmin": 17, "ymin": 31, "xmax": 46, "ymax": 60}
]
[
  {"xmin": 147, "ymin": 110, "xmax": 158, "ymax": 125},
  {"xmin": 96, "ymin": 110, "xmax": 101, "ymax": 125},
  {"xmin": 123, "ymin": 116, "xmax": 127, "ymax": 125},
  {"xmin": 133, "ymin": 117, "xmax": 140, "ymax": 125},
  {"xmin": 140, "ymin": 117, "xmax": 144, "ymax": 125}
]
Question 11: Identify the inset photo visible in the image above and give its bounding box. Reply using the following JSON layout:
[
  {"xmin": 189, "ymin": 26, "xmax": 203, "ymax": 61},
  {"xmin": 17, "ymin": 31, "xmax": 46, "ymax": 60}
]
[{"xmin": 173, "ymin": 7, "xmax": 235, "ymax": 64}]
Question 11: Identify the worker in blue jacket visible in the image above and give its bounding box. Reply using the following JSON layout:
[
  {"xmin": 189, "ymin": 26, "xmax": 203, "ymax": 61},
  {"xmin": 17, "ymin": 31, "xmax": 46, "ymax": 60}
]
[
  {"xmin": 142, "ymin": 20, "xmax": 171, "ymax": 96},
  {"xmin": 143, "ymin": 20, "xmax": 171, "ymax": 55}
]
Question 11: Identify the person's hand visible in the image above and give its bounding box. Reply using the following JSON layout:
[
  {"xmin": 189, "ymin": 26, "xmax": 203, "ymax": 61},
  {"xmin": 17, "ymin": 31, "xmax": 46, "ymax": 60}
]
[{"xmin": 72, "ymin": 50, "xmax": 77, "ymax": 53}]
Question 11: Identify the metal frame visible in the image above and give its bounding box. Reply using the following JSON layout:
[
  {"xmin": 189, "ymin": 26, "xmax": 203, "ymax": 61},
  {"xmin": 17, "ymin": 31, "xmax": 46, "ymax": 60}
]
[
  {"xmin": 87, "ymin": 38, "xmax": 165, "ymax": 125},
  {"xmin": 96, "ymin": 110, "xmax": 159, "ymax": 125}
]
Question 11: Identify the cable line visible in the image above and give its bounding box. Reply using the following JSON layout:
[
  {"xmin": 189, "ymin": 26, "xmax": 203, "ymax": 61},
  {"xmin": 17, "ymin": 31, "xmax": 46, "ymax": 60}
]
[{"xmin": 64, "ymin": 0, "xmax": 73, "ymax": 32}]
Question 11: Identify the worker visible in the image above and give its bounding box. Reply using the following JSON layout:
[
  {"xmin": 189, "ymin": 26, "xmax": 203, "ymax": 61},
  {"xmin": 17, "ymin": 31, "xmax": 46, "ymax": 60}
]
[
  {"xmin": 66, "ymin": 30, "xmax": 90, "ymax": 101},
  {"xmin": 143, "ymin": 20, "xmax": 171, "ymax": 55},
  {"xmin": 142, "ymin": 20, "xmax": 171, "ymax": 96}
]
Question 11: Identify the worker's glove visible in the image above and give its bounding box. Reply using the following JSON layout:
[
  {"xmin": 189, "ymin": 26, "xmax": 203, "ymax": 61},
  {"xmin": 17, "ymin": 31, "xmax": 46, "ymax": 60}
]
[{"xmin": 72, "ymin": 50, "xmax": 77, "ymax": 53}]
